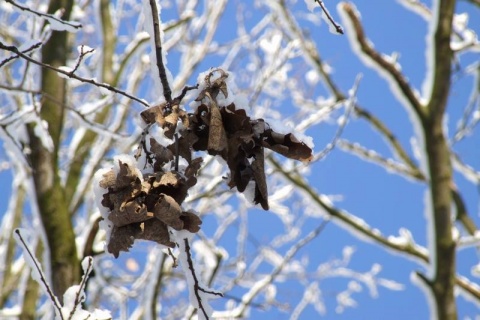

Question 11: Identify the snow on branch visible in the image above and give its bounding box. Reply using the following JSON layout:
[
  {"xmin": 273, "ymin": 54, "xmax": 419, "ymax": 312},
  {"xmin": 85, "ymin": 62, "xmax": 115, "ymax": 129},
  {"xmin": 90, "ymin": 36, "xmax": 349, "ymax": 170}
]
[
  {"xmin": 315, "ymin": 74, "xmax": 361, "ymax": 161},
  {"xmin": 175, "ymin": 232, "xmax": 223, "ymax": 320},
  {"xmin": 14, "ymin": 229, "xmax": 112, "ymax": 319},
  {"xmin": 5, "ymin": 0, "xmax": 82, "ymax": 32},
  {"xmin": 305, "ymin": 0, "xmax": 344, "ymax": 34},
  {"xmin": 269, "ymin": 156, "xmax": 429, "ymax": 264},
  {"xmin": 0, "ymin": 41, "xmax": 149, "ymax": 108},
  {"xmin": 143, "ymin": 0, "xmax": 173, "ymax": 102},
  {"xmin": 0, "ymin": 41, "xmax": 42, "ymax": 68},
  {"xmin": 213, "ymin": 220, "xmax": 330, "ymax": 318},
  {"xmin": 338, "ymin": 2, "xmax": 424, "ymax": 119},
  {"xmin": 338, "ymin": 139, "xmax": 426, "ymax": 181}
]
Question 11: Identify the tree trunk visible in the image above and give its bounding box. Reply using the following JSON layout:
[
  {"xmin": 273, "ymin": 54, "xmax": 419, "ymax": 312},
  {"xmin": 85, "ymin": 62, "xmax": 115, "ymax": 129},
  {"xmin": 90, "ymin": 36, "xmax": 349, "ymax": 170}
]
[
  {"xmin": 423, "ymin": 0, "xmax": 457, "ymax": 318},
  {"xmin": 26, "ymin": 0, "xmax": 79, "ymax": 304}
]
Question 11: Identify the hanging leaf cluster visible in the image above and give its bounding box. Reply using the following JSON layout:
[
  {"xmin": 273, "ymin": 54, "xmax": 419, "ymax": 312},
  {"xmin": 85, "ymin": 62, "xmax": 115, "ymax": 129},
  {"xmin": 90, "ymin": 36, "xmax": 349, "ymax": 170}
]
[
  {"xmin": 142, "ymin": 69, "xmax": 313, "ymax": 210},
  {"xmin": 98, "ymin": 148, "xmax": 202, "ymax": 257},
  {"xmin": 97, "ymin": 68, "xmax": 313, "ymax": 257}
]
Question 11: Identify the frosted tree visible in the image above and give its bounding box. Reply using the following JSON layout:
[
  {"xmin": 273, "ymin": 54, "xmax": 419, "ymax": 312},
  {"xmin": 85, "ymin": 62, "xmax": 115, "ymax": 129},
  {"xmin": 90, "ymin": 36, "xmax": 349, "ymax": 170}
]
[{"xmin": 0, "ymin": 0, "xmax": 479, "ymax": 319}]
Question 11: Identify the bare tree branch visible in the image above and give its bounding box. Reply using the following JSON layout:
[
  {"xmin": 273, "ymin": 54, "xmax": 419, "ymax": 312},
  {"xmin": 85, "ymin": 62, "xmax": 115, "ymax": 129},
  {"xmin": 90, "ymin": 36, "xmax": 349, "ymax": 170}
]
[
  {"xmin": 339, "ymin": 3, "xmax": 425, "ymax": 120},
  {"xmin": 0, "ymin": 41, "xmax": 149, "ymax": 108}
]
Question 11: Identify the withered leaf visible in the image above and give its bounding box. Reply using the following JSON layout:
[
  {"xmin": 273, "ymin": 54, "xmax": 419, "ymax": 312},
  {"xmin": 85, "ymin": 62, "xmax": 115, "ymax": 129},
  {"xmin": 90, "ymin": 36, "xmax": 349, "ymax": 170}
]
[
  {"xmin": 153, "ymin": 193, "xmax": 184, "ymax": 230},
  {"xmin": 208, "ymin": 103, "xmax": 228, "ymax": 156},
  {"xmin": 99, "ymin": 170, "xmax": 116, "ymax": 189},
  {"xmin": 108, "ymin": 200, "xmax": 151, "ymax": 227},
  {"xmin": 138, "ymin": 219, "xmax": 175, "ymax": 248},
  {"xmin": 107, "ymin": 224, "xmax": 141, "ymax": 258},
  {"xmin": 185, "ymin": 157, "xmax": 203, "ymax": 179},
  {"xmin": 140, "ymin": 103, "xmax": 189, "ymax": 139},
  {"xmin": 196, "ymin": 69, "xmax": 229, "ymax": 101},
  {"xmin": 116, "ymin": 161, "xmax": 141, "ymax": 189},
  {"xmin": 251, "ymin": 149, "xmax": 269, "ymax": 210},
  {"xmin": 180, "ymin": 211, "xmax": 202, "ymax": 233},
  {"xmin": 150, "ymin": 137, "xmax": 174, "ymax": 169},
  {"xmin": 261, "ymin": 130, "xmax": 313, "ymax": 163}
]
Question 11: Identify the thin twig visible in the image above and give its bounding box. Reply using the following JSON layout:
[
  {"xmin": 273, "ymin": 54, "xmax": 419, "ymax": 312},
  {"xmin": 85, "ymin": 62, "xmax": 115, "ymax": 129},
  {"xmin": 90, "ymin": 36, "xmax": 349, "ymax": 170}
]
[
  {"xmin": 14, "ymin": 229, "xmax": 64, "ymax": 319},
  {"xmin": 315, "ymin": 74, "xmax": 361, "ymax": 161},
  {"xmin": 71, "ymin": 45, "xmax": 95, "ymax": 74},
  {"xmin": 340, "ymin": 3, "xmax": 424, "ymax": 119},
  {"xmin": 0, "ymin": 41, "xmax": 42, "ymax": 68},
  {"xmin": 148, "ymin": 0, "xmax": 172, "ymax": 102},
  {"xmin": 184, "ymin": 238, "xmax": 210, "ymax": 319},
  {"xmin": 314, "ymin": 0, "xmax": 344, "ymax": 34},
  {"xmin": 68, "ymin": 257, "xmax": 93, "ymax": 320},
  {"xmin": 5, "ymin": 0, "xmax": 82, "ymax": 30},
  {"xmin": 0, "ymin": 41, "xmax": 149, "ymax": 108}
]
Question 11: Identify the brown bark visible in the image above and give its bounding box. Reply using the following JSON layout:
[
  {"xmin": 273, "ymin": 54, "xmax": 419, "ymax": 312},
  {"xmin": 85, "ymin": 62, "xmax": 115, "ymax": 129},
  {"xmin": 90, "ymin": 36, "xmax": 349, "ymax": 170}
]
[
  {"xmin": 26, "ymin": 0, "xmax": 79, "ymax": 305},
  {"xmin": 423, "ymin": 0, "xmax": 457, "ymax": 318}
]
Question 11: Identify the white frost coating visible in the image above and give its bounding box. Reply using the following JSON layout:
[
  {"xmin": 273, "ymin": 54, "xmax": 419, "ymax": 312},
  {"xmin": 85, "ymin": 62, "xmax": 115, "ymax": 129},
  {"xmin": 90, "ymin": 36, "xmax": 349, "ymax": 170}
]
[
  {"xmin": 13, "ymin": 229, "xmax": 55, "ymax": 302},
  {"xmin": 305, "ymin": 69, "xmax": 320, "ymax": 85},
  {"xmin": 59, "ymin": 257, "xmax": 111, "ymax": 319},
  {"xmin": 93, "ymin": 168, "xmax": 114, "ymax": 250},
  {"xmin": 423, "ymin": 189, "xmax": 435, "ymax": 279},
  {"xmin": 410, "ymin": 272, "xmax": 437, "ymax": 320},
  {"xmin": 456, "ymin": 275, "xmax": 480, "ymax": 308},
  {"xmin": 388, "ymin": 227, "xmax": 414, "ymax": 246},
  {"xmin": 450, "ymin": 13, "xmax": 479, "ymax": 52},
  {"xmin": 45, "ymin": 10, "xmax": 80, "ymax": 33},
  {"xmin": 338, "ymin": 2, "xmax": 427, "ymax": 174},
  {"xmin": 142, "ymin": 0, "xmax": 174, "ymax": 99},
  {"xmin": 458, "ymin": 230, "xmax": 480, "ymax": 249},
  {"xmin": 420, "ymin": 0, "xmax": 438, "ymax": 103},
  {"xmin": 396, "ymin": 0, "xmax": 430, "ymax": 21},
  {"xmin": 471, "ymin": 263, "xmax": 480, "ymax": 277},
  {"xmin": 290, "ymin": 282, "xmax": 325, "ymax": 319},
  {"xmin": 304, "ymin": 0, "xmax": 317, "ymax": 12},
  {"xmin": 57, "ymin": 66, "xmax": 74, "ymax": 78}
]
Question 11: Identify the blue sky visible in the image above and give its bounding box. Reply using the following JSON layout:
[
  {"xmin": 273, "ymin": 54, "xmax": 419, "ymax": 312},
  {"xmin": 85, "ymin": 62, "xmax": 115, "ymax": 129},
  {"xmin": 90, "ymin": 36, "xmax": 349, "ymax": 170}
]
[
  {"xmin": 1, "ymin": 0, "xmax": 479, "ymax": 318},
  {"xmin": 198, "ymin": 0, "xmax": 480, "ymax": 318}
]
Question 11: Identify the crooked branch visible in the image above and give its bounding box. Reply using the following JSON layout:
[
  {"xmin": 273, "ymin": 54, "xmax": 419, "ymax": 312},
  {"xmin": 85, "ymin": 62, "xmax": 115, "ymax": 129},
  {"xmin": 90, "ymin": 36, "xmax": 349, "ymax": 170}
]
[{"xmin": 340, "ymin": 3, "xmax": 425, "ymax": 119}]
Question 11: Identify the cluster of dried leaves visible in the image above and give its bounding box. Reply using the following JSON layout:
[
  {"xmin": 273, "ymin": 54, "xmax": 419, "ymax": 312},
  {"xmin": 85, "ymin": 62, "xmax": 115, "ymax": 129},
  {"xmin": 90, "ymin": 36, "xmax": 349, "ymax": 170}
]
[{"xmin": 98, "ymin": 68, "xmax": 313, "ymax": 257}]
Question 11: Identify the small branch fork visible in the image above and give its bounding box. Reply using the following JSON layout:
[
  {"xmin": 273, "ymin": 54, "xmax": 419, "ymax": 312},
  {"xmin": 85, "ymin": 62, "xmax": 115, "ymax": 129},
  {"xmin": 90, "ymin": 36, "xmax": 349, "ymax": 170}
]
[
  {"xmin": 315, "ymin": 74, "xmax": 362, "ymax": 161},
  {"xmin": 184, "ymin": 238, "xmax": 223, "ymax": 320},
  {"xmin": 68, "ymin": 257, "xmax": 93, "ymax": 320},
  {"xmin": 14, "ymin": 229, "xmax": 64, "ymax": 319}
]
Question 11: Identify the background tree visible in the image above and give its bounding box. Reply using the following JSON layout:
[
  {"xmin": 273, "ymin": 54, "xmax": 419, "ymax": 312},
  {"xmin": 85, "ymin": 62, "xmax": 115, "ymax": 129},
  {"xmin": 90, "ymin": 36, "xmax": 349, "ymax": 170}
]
[{"xmin": 0, "ymin": 0, "xmax": 479, "ymax": 319}]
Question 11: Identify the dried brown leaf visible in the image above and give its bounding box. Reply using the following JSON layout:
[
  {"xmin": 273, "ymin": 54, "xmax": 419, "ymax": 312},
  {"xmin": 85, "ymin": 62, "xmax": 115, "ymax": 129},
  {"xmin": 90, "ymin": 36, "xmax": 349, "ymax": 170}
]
[
  {"xmin": 108, "ymin": 200, "xmax": 151, "ymax": 227},
  {"xmin": 180, "ymin": 211, "xmax": 202, "ymax": 233},
  {"xmin": 208, "ymin": 103, "xmax": 228, "ymax": 156},
  {"xmin": 99, "ymin": 170, "xmax": 116, "ymax": 189},
  {"xmin": 153, "ymin": 193, "xmax": 183, "ymax": 230},
  {"xmin": 107, "ymin": 224, "xmax": 141, "ymax": 258},
  {"xmin": 138, "ymin": 219, "xmax": 175, "ymax": 248},
  {"xmin": 150, "ymin": 137, "xmax": 174, "ymax": 169}
]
